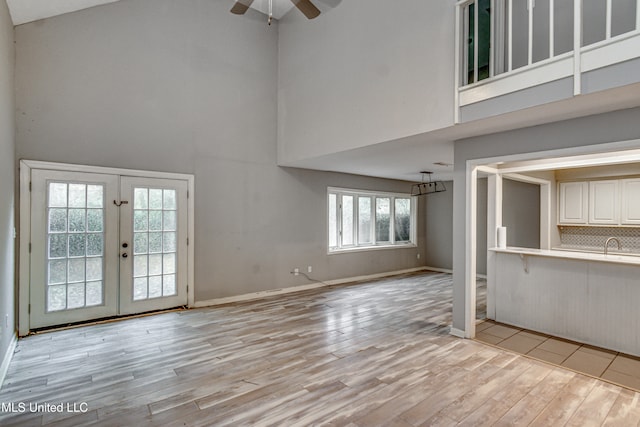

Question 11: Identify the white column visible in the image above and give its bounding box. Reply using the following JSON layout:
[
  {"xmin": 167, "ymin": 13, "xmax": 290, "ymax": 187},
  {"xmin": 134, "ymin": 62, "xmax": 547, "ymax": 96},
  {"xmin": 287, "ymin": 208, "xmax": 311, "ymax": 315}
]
[
  {"xmin": 508, "ymin": 0, "xmax": 513, "ymax": 71},
  {"xmin": 486, "ymin": 174, "xmax": 502, "ymax": 320},
  {"xmin": 573, "ymin": 0, "xmax": 582, "ymax": 95},
  {"xmin": 465, "ymin": 165, "xmax": 478, "ymax": 338},
  {"xmin": 606, "ymin": 0, "xmax": 612, "ymax": 39},
  {"xmin": 550, "ymin": 0, "xmax": 555, "ymax": 57}
]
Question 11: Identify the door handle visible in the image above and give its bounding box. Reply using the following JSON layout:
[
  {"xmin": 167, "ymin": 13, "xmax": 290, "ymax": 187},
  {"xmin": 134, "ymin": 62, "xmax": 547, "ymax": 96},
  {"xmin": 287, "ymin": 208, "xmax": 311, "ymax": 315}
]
[
  {"xmin": 122, "ymin": 253, "xmax": 128, "ymax": 258},
  {"xmin": 122, "ymin": 242, "xmax": 129, "ymax": 248}
]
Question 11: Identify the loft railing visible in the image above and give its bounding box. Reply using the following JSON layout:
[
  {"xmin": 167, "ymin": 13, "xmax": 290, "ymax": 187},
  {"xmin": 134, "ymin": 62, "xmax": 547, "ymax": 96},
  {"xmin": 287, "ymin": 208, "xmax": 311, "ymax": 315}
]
[{"xmin": 456, "ymin": 0, "xmax": 640, "ymax": 89}]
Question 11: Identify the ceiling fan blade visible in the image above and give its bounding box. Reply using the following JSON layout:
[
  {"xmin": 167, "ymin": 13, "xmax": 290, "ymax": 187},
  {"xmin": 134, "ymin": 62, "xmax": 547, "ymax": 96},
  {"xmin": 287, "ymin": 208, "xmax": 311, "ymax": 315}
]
[
  {"xmin": 290, "ymin": 0, "xmax": 321, "ymax": 19},
  {"xmin": 230, "ymin": 0, "xmax": 255, "ymax": 15}
]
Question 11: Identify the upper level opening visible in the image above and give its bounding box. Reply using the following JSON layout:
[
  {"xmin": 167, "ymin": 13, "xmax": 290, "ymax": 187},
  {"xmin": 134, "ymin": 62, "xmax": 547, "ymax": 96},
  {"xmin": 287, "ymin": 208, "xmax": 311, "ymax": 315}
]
[{"xmin": 456, "ymin": 0, "xmax": 640, "ymax": 122}]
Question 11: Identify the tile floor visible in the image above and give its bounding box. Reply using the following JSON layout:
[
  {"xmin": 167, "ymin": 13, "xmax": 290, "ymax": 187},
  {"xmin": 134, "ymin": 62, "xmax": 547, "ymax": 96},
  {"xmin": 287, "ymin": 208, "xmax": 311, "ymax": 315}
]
[{"xmin": 476, "ymin": 320, "xmax": 640, "ymax": 392}]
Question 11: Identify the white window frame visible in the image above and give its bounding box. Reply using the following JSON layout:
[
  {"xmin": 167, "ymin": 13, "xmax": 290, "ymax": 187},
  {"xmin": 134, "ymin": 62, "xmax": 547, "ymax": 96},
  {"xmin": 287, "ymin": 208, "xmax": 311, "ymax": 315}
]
[{"xmin": 327, "ymin": 187, "xmax": 417, "ymax": 254}]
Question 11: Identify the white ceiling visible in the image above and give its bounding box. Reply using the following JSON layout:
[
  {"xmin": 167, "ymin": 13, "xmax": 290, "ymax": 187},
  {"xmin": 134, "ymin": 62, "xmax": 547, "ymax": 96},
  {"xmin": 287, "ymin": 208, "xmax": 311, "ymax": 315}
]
[
  {"xmin": 6, "ymin": 0, "xmax": 121, "ymax": 25},
  {"xmin": 5, "ymin": 0, "xmax": 304, "ymax": 25}
]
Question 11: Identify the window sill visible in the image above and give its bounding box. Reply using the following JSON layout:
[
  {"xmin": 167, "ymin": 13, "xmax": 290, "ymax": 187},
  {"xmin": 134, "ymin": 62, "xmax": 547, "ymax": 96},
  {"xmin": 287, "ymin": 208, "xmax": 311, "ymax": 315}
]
[{"xmin": 328, "ymin": 243, "xmax": 417, "ymax": 255}]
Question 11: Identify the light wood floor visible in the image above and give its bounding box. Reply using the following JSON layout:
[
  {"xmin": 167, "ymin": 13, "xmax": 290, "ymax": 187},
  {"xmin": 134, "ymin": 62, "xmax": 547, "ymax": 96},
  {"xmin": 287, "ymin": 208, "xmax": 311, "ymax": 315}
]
[{"xmin": 1, "ymin": 271, "xmax": 639, "ymax": 426}]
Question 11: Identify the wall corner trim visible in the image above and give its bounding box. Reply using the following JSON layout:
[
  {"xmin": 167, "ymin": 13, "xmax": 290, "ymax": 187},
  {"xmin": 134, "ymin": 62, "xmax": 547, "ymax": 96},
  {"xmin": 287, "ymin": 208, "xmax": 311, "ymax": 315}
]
[
  {"xmin": 193, "ymin": 267, "xmax": 430, "ymax": 309},
  {"xmin": 0, "ymin": 333, "xmax": 18, "ymax": 390},
  {"xmin": 449, "ymin": 327, "xmax": 466, "ymax": 338}
]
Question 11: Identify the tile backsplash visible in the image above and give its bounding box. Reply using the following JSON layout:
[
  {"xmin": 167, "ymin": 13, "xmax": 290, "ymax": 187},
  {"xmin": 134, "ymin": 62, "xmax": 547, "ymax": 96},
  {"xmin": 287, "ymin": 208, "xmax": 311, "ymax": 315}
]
[{"xmin": 559, "ymin": 226, "xmax": 640, "ymax": 253}]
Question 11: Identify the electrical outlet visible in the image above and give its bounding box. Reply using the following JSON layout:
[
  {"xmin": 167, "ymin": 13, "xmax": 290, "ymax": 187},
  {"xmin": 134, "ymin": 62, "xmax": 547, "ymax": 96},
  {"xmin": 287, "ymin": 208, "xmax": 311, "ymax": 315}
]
[
  {"xmin": 293, "ymin": 268, "xmax": 299, "ymax": 276},
  {"xmin": 307, "ymin": 266, "xmax": 312, "ymax": 273}
]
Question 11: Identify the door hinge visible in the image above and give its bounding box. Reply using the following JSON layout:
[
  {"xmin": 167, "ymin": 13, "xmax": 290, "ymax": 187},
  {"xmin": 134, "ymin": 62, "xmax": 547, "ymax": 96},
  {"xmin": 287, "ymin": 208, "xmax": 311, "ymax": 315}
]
[
  {"xmin": 29, "ymin": 182, "xmax": 32, "ymax": 192},
  {"xmin": 29, "ymin": 242, "xmax": 32, "ymax": 253},
  {"xmin": 28, "ymin": 304, "xmax": 31, "ymax": 314},
  {"xmin": 187, "ymin": 190, "xmax": 189, "ymax": 199},
  {"xmin": 186, "ymin": 238, "xmax": 189, "ymax": 246}
]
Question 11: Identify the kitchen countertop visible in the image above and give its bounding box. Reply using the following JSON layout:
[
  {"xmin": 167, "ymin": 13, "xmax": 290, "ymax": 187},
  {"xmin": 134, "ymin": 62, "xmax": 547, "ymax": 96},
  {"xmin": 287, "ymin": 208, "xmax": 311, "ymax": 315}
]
[{"xmin": 489, "ymin": 246, "xmax": 640, "ymax": 265}]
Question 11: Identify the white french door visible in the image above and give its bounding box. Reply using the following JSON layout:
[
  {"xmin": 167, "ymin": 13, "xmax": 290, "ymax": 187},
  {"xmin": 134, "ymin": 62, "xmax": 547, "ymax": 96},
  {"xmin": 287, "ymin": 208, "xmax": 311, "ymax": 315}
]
[
  {"xmin": 29, "ymin": 169, "xmax": 189, "ymax": 329},
  {"xmin": 119, "ymin": 177, "xmax": 188, "ymax": 315}
]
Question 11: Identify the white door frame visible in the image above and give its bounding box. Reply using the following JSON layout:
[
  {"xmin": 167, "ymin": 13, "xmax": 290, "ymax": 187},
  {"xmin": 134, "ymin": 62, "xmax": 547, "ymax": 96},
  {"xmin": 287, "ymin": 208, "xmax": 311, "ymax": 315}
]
[
  {"xmin": 462, "ymin": 138, "xmax": 640, "ymax": 339},
  {"xmin": 19, "ymin": 160, "xmax": 195, "ymax": 336}
]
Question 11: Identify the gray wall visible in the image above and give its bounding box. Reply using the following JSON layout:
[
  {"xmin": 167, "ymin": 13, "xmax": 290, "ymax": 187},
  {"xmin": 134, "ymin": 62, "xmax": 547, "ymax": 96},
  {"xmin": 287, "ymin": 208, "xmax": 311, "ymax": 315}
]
[
  {"xmin": 425, "ymin": 179, "xmax": 487, "ymax": 276},
  {"xmin": 425, "ymin": 182, "xmax": 453, "ymax": 271},
  {"xmin": 277, "ymin": 0, "xmax": 455, "ymax": 164},
  {"xmin": 453, "ymin": 106, "xmax": 640, "ymax": 332},
  {"xmin": 502, "ymin": 178, "xmax": 540, "ymax": 249},
  {"xmin": 15, "ymin": 0, "xmax": 426, "ymax": 303},
  {"xmin": 0, "ymin": 0, "xmax": 15, "ymax": 376}
]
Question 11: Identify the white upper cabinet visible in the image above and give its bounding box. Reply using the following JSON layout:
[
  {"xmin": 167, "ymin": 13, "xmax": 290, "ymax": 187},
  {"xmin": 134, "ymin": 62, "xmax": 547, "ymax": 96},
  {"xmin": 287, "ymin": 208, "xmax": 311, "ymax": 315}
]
[
  {"xmin": 559, "ymin": 178, "xmax": 640, "ymax": 226},
  {"xmin": 621, "ymin": 179, "xmax": 640, "ymax": 225},
  {"xmin": 588, "ymin": 180, "xmax": 619, "ymax": 225},
  {"xmin": 559, "ymin": 182, "xmax": 588, "ymax": 224}
]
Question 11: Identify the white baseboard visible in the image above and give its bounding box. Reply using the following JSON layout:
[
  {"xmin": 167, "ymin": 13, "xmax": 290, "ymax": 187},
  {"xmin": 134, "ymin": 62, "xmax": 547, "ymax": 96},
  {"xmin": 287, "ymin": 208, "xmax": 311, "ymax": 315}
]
[
  {"xmin": 322, "ymin": 266, "xmax": 429, "ymax": 287},
  {"xmin": 193, "ymin": 267, "xmax": 430, "ymax": 308},
  {"xmin": 424, "ymin": 266, "xmax": 453, "ymax": 274},
  {"xmin": 0, "ymin": 333, "xmax": 17, "ymax": 390},
  {"xmin": 424, "ymin": 266, "xmax": 489, "ymax": 281},
  {"xmin": 450, "ymin": 327, "xmax": 466, "ymax": 338},
  {"xmin": 193, "ymin": 281, "xmax": 328, "ymax": 308}
]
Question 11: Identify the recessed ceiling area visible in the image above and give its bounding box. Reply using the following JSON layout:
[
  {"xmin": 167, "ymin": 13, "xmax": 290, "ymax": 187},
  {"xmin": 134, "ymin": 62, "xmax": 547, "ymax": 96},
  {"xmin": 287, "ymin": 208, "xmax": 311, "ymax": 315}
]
[{"xmin": 493, "ymin": 147, "xmax": 640, "ymax": 174}]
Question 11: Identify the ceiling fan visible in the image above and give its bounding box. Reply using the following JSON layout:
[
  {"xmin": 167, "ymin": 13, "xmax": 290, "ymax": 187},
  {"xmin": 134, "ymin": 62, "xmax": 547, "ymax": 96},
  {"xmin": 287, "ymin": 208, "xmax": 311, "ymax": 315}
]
[{"xmin": 231, "ymin": 0, "xmax": 321, "ymax": 25}]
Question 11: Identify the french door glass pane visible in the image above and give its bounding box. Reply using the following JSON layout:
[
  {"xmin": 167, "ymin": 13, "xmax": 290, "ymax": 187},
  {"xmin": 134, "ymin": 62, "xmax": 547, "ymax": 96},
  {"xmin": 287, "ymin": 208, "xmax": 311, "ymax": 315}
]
[
  {"xmin": 132, "ymin": 187, "xmax": 178, "ymax": 300},
  {"xmin": 46, "ymin": 182, "xmax": 104, "ymax": 312}
]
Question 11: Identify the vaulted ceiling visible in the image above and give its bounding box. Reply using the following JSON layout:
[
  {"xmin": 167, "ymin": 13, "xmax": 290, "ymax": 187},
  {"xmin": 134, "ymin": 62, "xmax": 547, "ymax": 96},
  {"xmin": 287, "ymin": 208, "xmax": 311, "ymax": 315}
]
[
  {"xmin": 7, "ymin": 0, "xmax": 640, "ymax": 183},
  {"xmin": 4, "ymin": 0, "xmax": 455, "ymax": 182},
  {"xmin": 5, "ymin": 0, "xmax": 303, "ymax": 25},
  {"xmin": 6, "ymin": 0, "xmax": 121, "ymax": 25}
]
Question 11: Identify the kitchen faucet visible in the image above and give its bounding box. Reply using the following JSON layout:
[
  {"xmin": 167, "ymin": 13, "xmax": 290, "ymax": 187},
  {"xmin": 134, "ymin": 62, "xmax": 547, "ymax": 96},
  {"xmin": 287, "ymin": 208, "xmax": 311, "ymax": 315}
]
[{"xmin": 604, "ymin": 237, "xmax": 621, "ymax": 255}]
